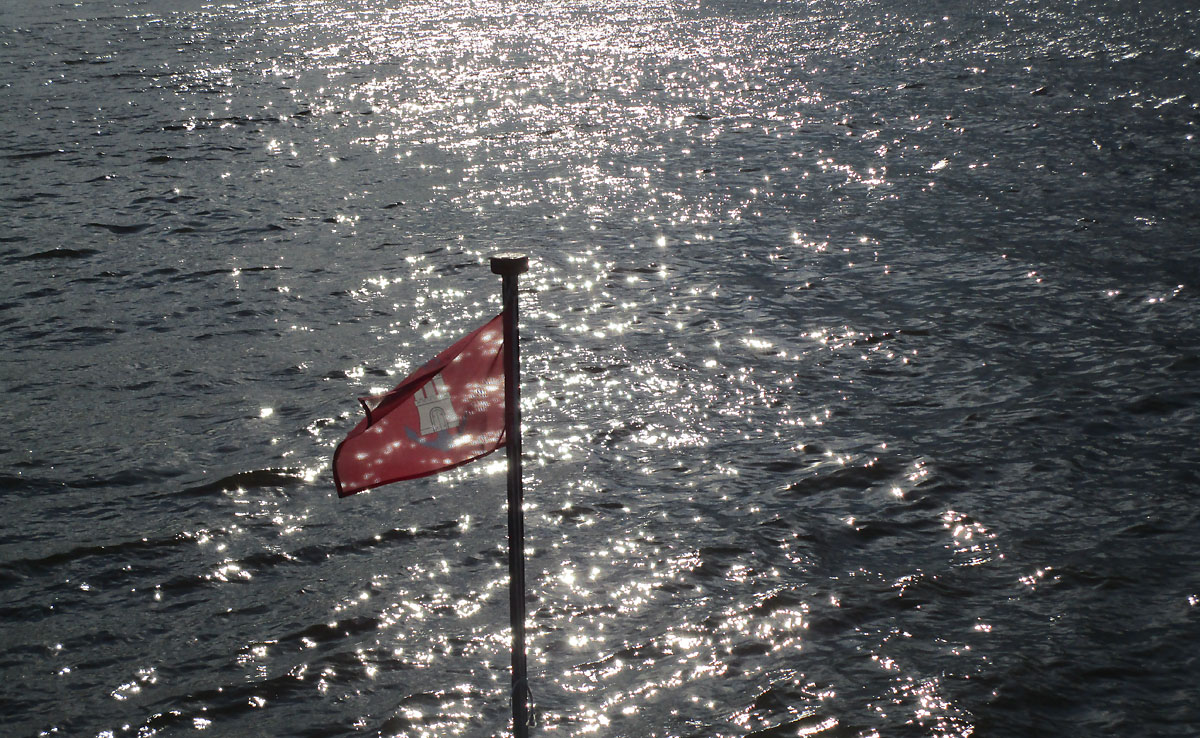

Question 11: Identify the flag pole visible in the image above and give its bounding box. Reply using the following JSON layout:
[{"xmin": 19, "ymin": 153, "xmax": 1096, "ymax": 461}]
[{"xmin": 491, "ymin": 252, "xmax": 530, "ymax": 738}]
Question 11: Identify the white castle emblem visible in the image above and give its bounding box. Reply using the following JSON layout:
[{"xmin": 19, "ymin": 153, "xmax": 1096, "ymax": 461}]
[{"xmin": 413, "ymin": 373, "xmax": 459, "ymax": 436}]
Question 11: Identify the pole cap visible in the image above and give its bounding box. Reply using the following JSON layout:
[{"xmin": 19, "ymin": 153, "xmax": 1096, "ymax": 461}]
[{"xmin": 490, "ymin": 253, "xmax": 530, "ymax": 275}]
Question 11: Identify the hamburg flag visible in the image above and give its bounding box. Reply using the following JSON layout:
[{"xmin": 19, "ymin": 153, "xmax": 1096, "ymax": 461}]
[{"xmin": 333, "ymin": 313, "xmax": 507, "ymax": 497}]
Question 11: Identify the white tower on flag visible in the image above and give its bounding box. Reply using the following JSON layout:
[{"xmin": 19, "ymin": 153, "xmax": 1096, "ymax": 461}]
[{"xmin": 414, "ymin": 374, "xmax": 459, "ymax": 435}]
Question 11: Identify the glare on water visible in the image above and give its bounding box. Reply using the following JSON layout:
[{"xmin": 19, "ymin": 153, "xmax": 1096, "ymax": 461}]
[{"xmin": 1, "ymin": 0, "xmax": 1199, "ymax": 736}]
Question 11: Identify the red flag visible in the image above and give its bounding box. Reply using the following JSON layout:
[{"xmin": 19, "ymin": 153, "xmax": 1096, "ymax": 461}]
[{"xmin": 333, "ymin": 313, "xmax": 506, "ymax": 497}]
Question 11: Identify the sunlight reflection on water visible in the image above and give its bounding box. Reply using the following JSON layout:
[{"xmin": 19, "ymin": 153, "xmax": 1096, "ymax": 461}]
[{"xmin": 2, "ymin": 0, "xmax": 1198, "ymax": 735}]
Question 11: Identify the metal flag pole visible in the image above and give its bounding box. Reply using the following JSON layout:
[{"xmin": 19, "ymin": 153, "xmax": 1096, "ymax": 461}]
[{"xmin": 491, "ymin": 252, "xmax": 530, "ymax": 738}]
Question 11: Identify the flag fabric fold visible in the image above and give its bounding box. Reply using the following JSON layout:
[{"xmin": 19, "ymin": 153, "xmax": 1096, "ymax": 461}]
[{"xmin": 333, "ymin": 313, "xmax": 506, "ymax": 497}]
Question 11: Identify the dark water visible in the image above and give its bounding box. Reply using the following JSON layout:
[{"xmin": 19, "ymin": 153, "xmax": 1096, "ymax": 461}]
[{"xmin": 3, "ymin": 0, "xmax": 1199, "ymax": 735}]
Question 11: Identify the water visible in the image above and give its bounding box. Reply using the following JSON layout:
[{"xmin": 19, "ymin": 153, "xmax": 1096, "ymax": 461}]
[{"xmin": 2, "ymin": 0, "xmax": 1199, "ymax": 735}]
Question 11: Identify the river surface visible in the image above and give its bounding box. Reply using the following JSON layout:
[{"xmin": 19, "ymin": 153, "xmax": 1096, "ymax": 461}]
[{"xmin": 2, "ymin": 0, "xmax": 1199, "ymax": 736}]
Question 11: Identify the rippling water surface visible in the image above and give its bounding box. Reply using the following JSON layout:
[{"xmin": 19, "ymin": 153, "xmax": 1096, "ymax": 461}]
[{"xmin": 3, "ymin": 0, "xmax": 1199, "ymax": 736}]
